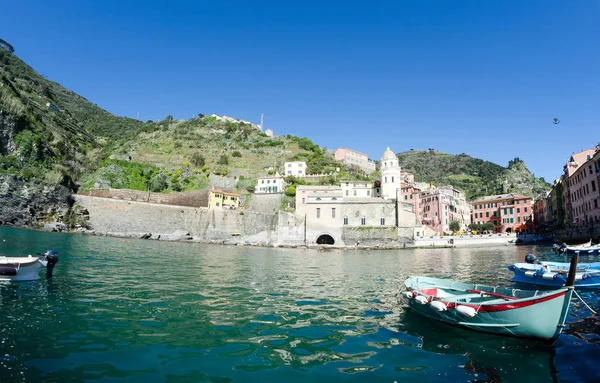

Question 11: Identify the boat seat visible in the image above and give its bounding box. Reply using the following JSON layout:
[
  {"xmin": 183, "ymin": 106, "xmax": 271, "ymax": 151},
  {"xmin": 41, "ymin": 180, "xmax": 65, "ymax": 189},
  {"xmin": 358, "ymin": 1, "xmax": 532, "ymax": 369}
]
[{"xmin": 445, "ymin": 293, "xmax": 483, "ymax": 302}]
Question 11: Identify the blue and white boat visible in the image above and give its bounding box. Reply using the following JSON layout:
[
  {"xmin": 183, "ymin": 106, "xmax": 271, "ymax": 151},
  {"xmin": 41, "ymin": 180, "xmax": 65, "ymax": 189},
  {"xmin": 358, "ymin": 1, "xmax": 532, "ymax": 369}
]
[
  {"xmin": 553, "ymin": 241, "xmax": 600, "ymax": 255},
  {"xmin": 509, "ymin": 255, "xmax": 600, "ymax": 289}
]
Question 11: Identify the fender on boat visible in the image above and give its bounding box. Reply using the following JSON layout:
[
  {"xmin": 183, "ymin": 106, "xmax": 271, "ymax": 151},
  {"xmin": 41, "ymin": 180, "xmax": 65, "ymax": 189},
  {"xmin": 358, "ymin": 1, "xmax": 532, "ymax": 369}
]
[
  {"xmin": 541, "ymin": 272, "xmax": 558, "ymax": 280},
  {"xmin": 415, "ymin": 295, "xmax": 428, "ymax": 305},
  {"xmin": 575, "ymin": 273, "xmax": 587, "ymax": 281},
  {"xmin": 456, "ymin": 305, "xmax": 477, "ymax": 318},
  {"xmin": 429, "ymin": 300, "xmax": 447, "ymax": 311},
  {"xmin": 524, "ymin": 270, "xmax": 537, "ymax": 278},
  {"xmin": 403, "ymin": 291, "xmax": 415, "ymax": 299}
]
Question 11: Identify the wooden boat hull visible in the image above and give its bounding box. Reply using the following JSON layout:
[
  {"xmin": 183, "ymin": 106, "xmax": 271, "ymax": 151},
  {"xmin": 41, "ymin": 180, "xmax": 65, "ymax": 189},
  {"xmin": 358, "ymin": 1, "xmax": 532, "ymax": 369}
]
[
  {"xmin": 404, "ymin": 276, "xmax": 573, "ymax": 341},
  {"xmin": 509, "ymin": 262, "xmax": 600, "ymax": 289},
  {"xmin": 0, "ymin": 256, "xmax": 47, "ymax": 281}
]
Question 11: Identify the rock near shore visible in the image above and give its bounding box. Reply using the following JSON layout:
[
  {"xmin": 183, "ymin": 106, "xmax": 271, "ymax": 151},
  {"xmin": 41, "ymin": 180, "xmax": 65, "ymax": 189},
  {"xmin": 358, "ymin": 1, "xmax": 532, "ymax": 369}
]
[{"xmin": 0, "ymin": 174, "xmax": 73, "ymax": 228}]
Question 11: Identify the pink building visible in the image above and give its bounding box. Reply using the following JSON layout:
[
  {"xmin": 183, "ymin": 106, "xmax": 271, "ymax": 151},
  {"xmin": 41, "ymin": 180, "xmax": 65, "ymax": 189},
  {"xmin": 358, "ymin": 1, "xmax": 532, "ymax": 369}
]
[
  {"xmin": 470, "ymin": 194, "xmax": 533, "ymax": 233},
  {"xmin": 533, "ymin": 194, "xmax": 549, "ymax": 229},
  {"xmin": 334, "ymin": 148, "xmax": 376, "ymax": 174},
  {"xmin": 595, "ymin": 149, "xmax": 600, "ymax": 222},
  {"xmin": 399, "ymin": 171, "xmax": 419, "ymax": 216},
  {"xmin": 562, "ymin": 148, "xmax": 597, "ymax": 226},
  {"xmin": 414, "ymin": 185, "xmax": 470, "ymax": 234}
]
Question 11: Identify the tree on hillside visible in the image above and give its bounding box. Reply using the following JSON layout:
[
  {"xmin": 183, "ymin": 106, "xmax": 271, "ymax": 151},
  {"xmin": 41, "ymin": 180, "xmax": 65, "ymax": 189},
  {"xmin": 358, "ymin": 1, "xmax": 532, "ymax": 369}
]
[
  {"xmin": 218, "ymin": 154, "xmax": 229, "ymax": 165},
  {"xmin": 190, "ymin": 152, "xmax": 205, "ymax": 167}
]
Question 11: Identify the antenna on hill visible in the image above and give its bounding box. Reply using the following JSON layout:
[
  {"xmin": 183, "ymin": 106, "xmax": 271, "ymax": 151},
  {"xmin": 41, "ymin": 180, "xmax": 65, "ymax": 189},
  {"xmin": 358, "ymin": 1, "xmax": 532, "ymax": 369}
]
[
  {"xmin": 136, "ymin": 112, "xmax": 139, "ymax": 120},
  {"xmin": 260, "ymin": 113, "xmax": 264, "ymax": 131}
]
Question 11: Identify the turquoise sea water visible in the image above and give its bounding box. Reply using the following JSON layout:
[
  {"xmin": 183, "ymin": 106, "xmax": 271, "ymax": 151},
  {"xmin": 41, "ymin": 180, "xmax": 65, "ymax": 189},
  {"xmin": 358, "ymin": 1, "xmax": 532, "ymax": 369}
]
[{"xmin": 0, "ymin": 226, "xmax": 599, "ymax": 382}]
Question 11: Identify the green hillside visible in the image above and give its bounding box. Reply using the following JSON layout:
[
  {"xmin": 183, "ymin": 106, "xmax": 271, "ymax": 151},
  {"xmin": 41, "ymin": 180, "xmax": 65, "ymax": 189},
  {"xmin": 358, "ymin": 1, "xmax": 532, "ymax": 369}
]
[
  {"xmin": 1, "ymin": 44, "xmax": 550, "ymax": 208},
  {"xmin": 396, "ymin": 150, "xmax": 551, "ymax": 200},
  {"xmin": 0, "ymin": 45, "xmax": 368, "ymax": 196}
]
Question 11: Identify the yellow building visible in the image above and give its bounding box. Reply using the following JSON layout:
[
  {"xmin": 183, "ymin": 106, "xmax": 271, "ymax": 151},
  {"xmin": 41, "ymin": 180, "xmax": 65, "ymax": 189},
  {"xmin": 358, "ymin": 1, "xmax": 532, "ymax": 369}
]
[{"xmin": 208, "ymin": 189, "xmax": 241, "ymax": 210}]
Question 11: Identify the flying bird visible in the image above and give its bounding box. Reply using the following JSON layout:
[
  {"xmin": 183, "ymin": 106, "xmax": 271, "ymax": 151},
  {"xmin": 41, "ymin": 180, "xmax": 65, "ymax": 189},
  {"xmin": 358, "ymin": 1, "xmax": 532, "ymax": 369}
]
[{"xmin": 553, "ymin": 118, "xmax": 560, "ymax": 124}]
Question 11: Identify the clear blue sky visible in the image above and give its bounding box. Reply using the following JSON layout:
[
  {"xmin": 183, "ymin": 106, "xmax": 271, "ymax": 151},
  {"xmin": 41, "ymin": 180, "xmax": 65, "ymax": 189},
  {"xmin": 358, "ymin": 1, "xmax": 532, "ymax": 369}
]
[{"xmin": 3, "ymin": 0, "xmax": 599, "ymax": 182}]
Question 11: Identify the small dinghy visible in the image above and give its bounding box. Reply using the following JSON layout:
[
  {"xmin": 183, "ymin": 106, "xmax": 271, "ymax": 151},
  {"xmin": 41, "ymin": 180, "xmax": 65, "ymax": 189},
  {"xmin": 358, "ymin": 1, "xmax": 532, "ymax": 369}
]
[
  {"xmin": 0, "ymin": 250, "xmax": 59, "ymax": 281},
  {"xmin": 403, "ymin": 255, "xmax": 578, "ymax": 342},
  {"xmin": 509, "ymin": 253, "xmax": 600, "ymax": 289}
]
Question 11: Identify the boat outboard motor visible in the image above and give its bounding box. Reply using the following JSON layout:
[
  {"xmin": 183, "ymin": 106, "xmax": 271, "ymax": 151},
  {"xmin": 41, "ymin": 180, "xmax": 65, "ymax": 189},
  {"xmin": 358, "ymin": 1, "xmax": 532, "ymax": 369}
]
[
  {"xmin": 44, "ymin": 250, "xmax": 59, "ymax": 278},
  {"xmin": 525, "ymin": 253, "xmax": 537, "ymax": 264}
]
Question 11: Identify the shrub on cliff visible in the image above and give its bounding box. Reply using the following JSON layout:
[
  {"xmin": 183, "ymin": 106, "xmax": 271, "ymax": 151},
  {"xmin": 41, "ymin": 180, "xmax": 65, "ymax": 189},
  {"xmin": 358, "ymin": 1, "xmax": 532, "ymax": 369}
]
[
  {"xmin": 191, "ymin": 152, "xmax": 205, "ymax": 167},
  {"xmin": 285, "ymin": 186, "xmax": 296, "ymax": 197},
  {"xmin": 218, "ymin": 154, "xmax": 229, "ymax": 165}
]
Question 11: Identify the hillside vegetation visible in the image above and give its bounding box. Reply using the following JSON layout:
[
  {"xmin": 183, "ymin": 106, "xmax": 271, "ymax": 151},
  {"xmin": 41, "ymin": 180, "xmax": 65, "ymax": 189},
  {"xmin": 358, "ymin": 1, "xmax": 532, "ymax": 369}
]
[
  {"xmin": 1, "ymin": 43, "xmax": 550, "ymax": 217},
  {"xmin": 0, "ymin": 46, "xmax": 369, "ymax": 197},
  {"xmin": 397, "ymin": 150, "xmax": 551, "ymax": 200}
]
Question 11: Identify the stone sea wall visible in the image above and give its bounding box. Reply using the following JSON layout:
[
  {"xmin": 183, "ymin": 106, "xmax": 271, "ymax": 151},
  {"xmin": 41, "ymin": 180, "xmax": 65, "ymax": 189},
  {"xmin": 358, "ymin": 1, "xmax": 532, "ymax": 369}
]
[
  {"xmin": 74, "ymin": 194, "xmax": 519, "ymax": 248},
  {"xmin": 74, "ymin": 195, "xmax": 289, "ymax": 245}
]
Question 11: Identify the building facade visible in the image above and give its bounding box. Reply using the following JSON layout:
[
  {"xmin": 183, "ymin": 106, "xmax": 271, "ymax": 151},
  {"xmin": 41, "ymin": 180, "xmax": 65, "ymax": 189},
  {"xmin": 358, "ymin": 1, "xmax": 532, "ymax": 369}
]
[
  {"xmin": 256, "ymin": 174, "xmax": 284, "ymax": 194},
  {"xmin": 562, "ymin": 149, "xmax": 597, "ymax": 226},
  {"xmin": 418, "ymin": 185, "xmax": 471, "ymax": 234},
  {"xmin": 208, "ymin": 189, "xmax": 241, "ymax": 209},
  {"xmin": 340, "ymin": 180, "xmax": 378, "ymax": 198},
  {"xmin": 284, "ymin": 161, "xmax": 307, "ymax": 176},
  {"xmin": 470, "ymin": 193, "xmax": 533, "ymax": 233},
  {"xmin": 334, "ymin": 148, "xmax": 376, "ymax": 174}
]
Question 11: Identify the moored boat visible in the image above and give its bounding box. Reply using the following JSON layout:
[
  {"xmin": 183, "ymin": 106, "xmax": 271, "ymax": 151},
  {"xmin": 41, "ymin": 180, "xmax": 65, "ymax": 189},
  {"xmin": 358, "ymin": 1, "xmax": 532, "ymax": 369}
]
[
  {"xmin": 509, "ymin": 256, "xmax": 600, "ymax": 289},
  {"xmin": 553, "ymin": 241, "xmax": 600, "ymax": 255},
  {"xmin": 403, "ymin": 255, "xmax": 578, "ymax": 342},
  {"xmin": 0, "ymin": 250, "xmax": 59, "ymax": 281}
]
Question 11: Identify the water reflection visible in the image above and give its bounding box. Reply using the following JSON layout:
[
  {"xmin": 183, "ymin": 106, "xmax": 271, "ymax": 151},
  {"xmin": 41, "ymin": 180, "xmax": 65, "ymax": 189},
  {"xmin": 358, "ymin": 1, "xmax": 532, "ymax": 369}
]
[
  {"xmin": 400, "ymin": 310, "xmax": 558, "ymax": 382},
  {"xmin": 0, "ymin": 227, "xmax": 598, "ymax": 382}
]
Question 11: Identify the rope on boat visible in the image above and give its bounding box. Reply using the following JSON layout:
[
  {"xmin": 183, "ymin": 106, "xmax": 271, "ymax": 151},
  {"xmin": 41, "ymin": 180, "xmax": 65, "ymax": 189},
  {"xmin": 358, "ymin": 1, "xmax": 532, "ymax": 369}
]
[{"xmin": 572, "ymin": 289, "xmax": 597, "ymax": 315}]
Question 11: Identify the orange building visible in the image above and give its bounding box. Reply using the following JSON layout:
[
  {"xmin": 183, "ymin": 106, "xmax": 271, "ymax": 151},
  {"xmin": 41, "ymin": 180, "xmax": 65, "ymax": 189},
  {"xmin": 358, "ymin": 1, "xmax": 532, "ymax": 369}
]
[{"xmin": 470, "ymin": 193, "xmax": 533, "ymax": 233}]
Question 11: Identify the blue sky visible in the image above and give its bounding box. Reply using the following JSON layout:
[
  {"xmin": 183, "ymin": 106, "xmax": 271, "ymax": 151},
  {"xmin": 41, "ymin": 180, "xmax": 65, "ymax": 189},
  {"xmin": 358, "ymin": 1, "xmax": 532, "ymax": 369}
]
[{"xmin": 3, "ymin": 0, "xmax": 599, "ymax": 182}]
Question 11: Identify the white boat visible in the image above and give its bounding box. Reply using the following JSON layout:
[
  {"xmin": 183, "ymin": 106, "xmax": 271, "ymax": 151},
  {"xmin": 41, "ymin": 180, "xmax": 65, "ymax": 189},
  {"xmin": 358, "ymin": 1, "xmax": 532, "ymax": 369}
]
[
  {"xmin": 553, "ymin": 241, "xmax": 600, "ymax": 255},
  {"xmin": 0, "ymin": 250, "xmax": 59, "ymax": 281}
]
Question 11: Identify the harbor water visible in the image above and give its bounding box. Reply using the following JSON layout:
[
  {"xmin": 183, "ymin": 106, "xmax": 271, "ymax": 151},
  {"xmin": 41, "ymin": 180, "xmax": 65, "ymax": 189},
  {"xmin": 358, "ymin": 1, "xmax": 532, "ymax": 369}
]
[{"xmin": 1, "ymin": 226, "xmax": 599, "ymax": 382}]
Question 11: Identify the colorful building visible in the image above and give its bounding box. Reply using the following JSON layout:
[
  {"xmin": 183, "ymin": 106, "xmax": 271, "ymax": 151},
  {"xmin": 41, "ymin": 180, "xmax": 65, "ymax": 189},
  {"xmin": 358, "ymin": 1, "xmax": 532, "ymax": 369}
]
[
  {"xmin": 208, "ymin": 189, "xmax": 241, "ymax": 209},
  {"xmin": 562, "ymin": 148, "xmax": 597, "ymax": 226},
  {"xmin": 418, "ymin": 185, "xmax": 471, "ymax": 234},
  {"xmin": 334, "ymin": 148, "xmax": 376, "ymax": 174},
  {"xmin": 470, "ymin": 193, "xmax": 533, "ymax": 233}
]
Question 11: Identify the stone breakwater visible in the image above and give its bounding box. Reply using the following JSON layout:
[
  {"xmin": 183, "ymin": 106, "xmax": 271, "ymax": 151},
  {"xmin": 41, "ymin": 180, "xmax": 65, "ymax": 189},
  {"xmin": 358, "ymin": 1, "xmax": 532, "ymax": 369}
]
[{"xmin": 74, "ymin": 195, "xmax": 517, "ymax": 249}]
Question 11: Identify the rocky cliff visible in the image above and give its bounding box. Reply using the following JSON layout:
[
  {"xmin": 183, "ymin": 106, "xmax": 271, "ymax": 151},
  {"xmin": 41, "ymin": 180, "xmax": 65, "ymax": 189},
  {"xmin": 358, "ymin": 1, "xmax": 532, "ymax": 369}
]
[{"xmin": 0, "ymin": 174, "xmax": 73, "ymax": 227}]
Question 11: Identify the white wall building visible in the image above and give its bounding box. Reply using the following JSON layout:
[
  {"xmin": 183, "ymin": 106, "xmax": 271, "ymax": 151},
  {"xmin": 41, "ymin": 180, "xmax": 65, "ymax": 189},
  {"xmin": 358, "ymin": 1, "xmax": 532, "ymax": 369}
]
[
  {"xmin": 256, "ymin": 174, "xmax": 284, "ymax": 194},
  {"xmin": 284, "ymin": 161, "xmax": 307, "ymax": 176},
  {"xmin": 341, "ymin": 181, "xmax": 376, "ymax": 198},
  {"xmin": 380, "ymin": 147, "xmax": 401, "ymax": 200}
]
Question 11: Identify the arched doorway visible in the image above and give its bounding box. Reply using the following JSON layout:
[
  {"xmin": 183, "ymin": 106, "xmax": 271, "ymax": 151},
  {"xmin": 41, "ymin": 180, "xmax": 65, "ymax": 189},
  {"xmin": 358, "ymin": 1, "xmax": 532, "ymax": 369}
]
[
  {"xmin": 506, "ymin": 228, "xmax": 513, "ymax": 233},
  {"xmin": 316, "ymin": 234, "xmax": 335, "ymax": 245}
]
